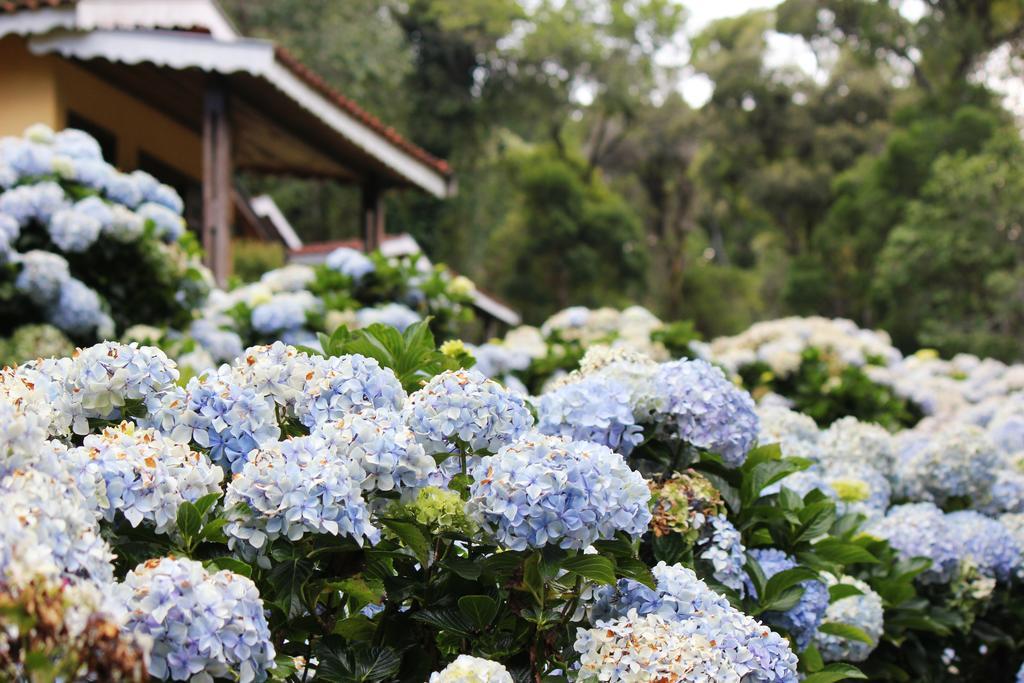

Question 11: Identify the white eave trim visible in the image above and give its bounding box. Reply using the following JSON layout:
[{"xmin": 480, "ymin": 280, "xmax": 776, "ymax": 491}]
[
  {"xmin": 472, "ymin": 291, "xmax": 521, "ymax": 326},
  {"xmin": 251, "ymin": 194, "xmax": 303, "ymax": 250},
  {"xmin": 27, "ymin": 29, "xmax": 452, "ymax": 197},
  {"xmin": 0, "ymin": 0, "xmax": 237, "ymax": 40}
]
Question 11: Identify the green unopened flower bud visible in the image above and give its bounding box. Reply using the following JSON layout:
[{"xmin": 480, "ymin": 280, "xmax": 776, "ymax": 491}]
[{"xmin": 830, "ymin": 478, "xmax": 869, "ymax": 503}]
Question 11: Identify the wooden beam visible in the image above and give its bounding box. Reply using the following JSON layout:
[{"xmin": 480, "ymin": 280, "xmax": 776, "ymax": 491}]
[
  {"xmin": 361, "ymin": 179, "xmax": 385, "ymax": 252},
  {"xmin": 202, "ymin": 80, "xmax": 232, "ymax": 285}
]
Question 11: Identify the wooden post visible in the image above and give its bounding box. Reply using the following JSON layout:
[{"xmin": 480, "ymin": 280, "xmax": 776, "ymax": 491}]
[
  {"xmin": 202, "ymin": 81, "xmax": 232, "ymax": 285},
  {"xmin": 361, "ymin": 179, "xmax": 385, "ymax": 252}
]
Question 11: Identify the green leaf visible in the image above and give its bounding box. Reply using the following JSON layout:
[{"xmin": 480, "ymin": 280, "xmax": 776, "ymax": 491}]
[
  {"xmin": 817, "ymin": 622, "xmax": 876, "ymax": 645},
  {"xmin": 829, "ymin": 584, "xmax": 864, "ymax": 602},
  {"xmin": 207, "ymin": 556, "xmax": 252, "ymax": 577},
  {"xmin": 561, "ymin": 554, "xmax": 616, "ymax": 585},
  {"xmin": 267, "ymin": 557, "xmax": 315, "ymax": 619},
  {"xmin": 316, "ymin": 641, "xmax": 402, "ymax": 682},
  {"xmin": 480, "ymin": 551, "xmax": 527, "ymax": 579},
  {"xmin": 762, "ymin": 567, "xmax": 819, "ymax": 606},
  {"xmin": 523, "ymin": 553, "xmax": 546, "ymax": 606},
  {"xmin": 801, "ymin": 663, "xmax": 867, "ymax": 683},
  {"xmin": 440, "ymin": 556, "xmax": 482, "ymax": 580},
  {"xmin": 795, "ymin": 501, "xmax": 836, "ymax": 544},
  {"xmin": 800, "ymin": 643, "xmax": 824, "ymax": 673},
  {"xmin": 381, "ymin": 519, "xmax": 430, "ymax": 566},
  {"xmin": 411, "ymin": 608, "xmax": 474, "ymax": 636},
  {"xmin": 762, "ymin": 585, "xmax": 806, "ymax": 613},
  {"xmin": 192, "ymin": 492, "xmax": 221, "ymax": 516},
  {"xmin": 812, "ymin": 539, "xmax": 879, "ymax": 565},
  {"xmin": 333, "ymin": 614, "xmax": 377, "ymax": 642},
  {"xmin": 615, "ymin": 556, "xmax": 657, "ymax": 589},
  {"xmin": 458, "ymin": 595, "xmax": 498, "ymax": 629},
  {"xmin": 175, "ymin": 502, "xmax": 201, "ymax": 543},
  {"xmin": 200, "ymin": 517, "xmax": 229, "ymax": 542}
]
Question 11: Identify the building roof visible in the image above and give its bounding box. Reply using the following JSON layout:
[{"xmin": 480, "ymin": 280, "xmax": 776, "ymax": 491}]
[{"xmin": 1, "ymin": 0, "xmax": 453, "ymax": 196}]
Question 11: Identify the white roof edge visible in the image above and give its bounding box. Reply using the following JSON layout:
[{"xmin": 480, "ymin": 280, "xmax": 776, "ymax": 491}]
[
  {"xmin": 250, "ymin": 195, "xmax": 303, "ymax": 250},
  {"xmin": 0, "ymin": 0, "xmax": 238, "ymax": 40},
  {"xmin": 472, "ymin": 290, "xmax": 521, "ymax": 326},
  {"xmin": 27, "ymin": 29, "xmax": 452, "ymax": 198}
]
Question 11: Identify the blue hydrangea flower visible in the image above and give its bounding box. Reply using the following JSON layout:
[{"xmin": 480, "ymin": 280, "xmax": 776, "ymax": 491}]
[
  {"xmin": 894, "ymin": 425, "xmax": 1000, "ymax": 506},
  {"xmin": 984, "ymin": 468, "xmax": 1024, "ymax": 514},
  {"xmin": 230, "ymin": 342, "xmax": 313, "ymax": 411},
  {"xmin": 0, "ymin": 468, "xmax": 115, "ymax": 586},
  {"xmin": 190, "ymin": 318, "xmax": 244, "ymax": 362},
  {"xmin": 653, "ymin": 359, "xmax": 759, "ymax": 467},
  {"xmin": 48, "ymin": 205, "xmax": 102, "ymax": 252},
  {"xmin": 143, "ymin": 367, "xmax": 280, "ymax": 474},
  {"xmin": 137, "ymin": 201, "xmax": 185, "ymax": 241},
  {"xmin": 0, "ymin": 180, "xmax": 66, "ymax": 225},
  {"xmin": 866, "ymin": 503, "xmax": 960, "ymax": 584},
  {"xmin": 1018, "ymin": 662, "xmax": 1024, "ymax": 683},
  {"xmin": 403, "ymin": 369, "xmax": 533, "ymax": 460},
  {"xmin": 251, "ymin": 291, "xmax": 321, "ymax": 334},
  {"xmin": 14, "ymin": 249, "xmax": 70, "ymax": 304},
  {"xmin": 48, "ymin": 278, "xmax": 112, "ymax": 337},
  {"xmin": 103, "ymin": 171, "xmax": 143, "ymax": 207},
  {"xmin": 53, "ymin": 128, "xmax": 102, "ymax": 160},
  {"xmin": 356, "ymin": 303, "xmax": 421, "ymax": 331},
  {"xmin": 822, "ymin": 461, "xmax": 891, "ymax": 520},
  {"xmin": 118, "ymin": 556, "xmax": 276, "ymax": 682},
  {"xmin": 313, "ymin": 408, "xmax": 436, "ymax": 497},
  {"xmin": 745, "ymin": 548, "xmax": 828, "ymax": 651},
  {"xmin": 68, "ymin": 422, "xmax": 223, "ymax": 533},
  {"xmin": 104, "ymin": 203, "xmax": 145, "ymax": 242},
  {"xmin": 65, "ymin": 342, "xmax": 179, "ymax": 432},
  {"xmin": 945, "ymin": 510, "xmax": 1022, "ymax": 582},
  {"xmin": 698, "ymin": 514, "xmax": 748, "ymax": 595},
  {"xmin": 813, "ymin": 575, "xmax": 883, "ymax": 663},
  {"xmin": 465, "ymin": 433, "xmax": 651, "ymax": 551},
  {"xmin": 536, "ymin": 374, "xmax": 643, "ymax": 455},
  {"xmin": 757, "ymin": 405, "xmax": 822, "ymax": 460},
  {"xmin": 589, "ymin": 562, "xmax": 799, "ymax": 682},
  {"xmin": 0, "ymin": 212, "xmax": 20, "ymax": 244},
  {"xmin": 469, "ymin": 342, "xmax": 531, "ymax": 378},
  {"xmin": 295, "ymin": 353, "xmax": 406, "ymax": 429},
  {"xmin": 224, "ymin": 434, "xmax": 379, "ymax": 556},
  {"xmin": 1, "ymin": 138, "xmax": 53, "ymax": 178},
  {"xmin": 326, "ymin": 246, "xmax": 376, "ymax": 280}
]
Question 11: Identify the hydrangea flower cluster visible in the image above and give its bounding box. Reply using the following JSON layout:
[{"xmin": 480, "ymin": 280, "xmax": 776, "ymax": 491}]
[
  {"xmin": 697, "ymin": 515, "xmax": 748, "ymax": 595},
  {"xmin": 326, "ymin": 246, "xmax": 376, "ymax": 281},
  {"xmin": 757, "ymin": 405, "xmax": 821, "ymax": 460},
  {"xmin": 745, "ymin": 549, "xmax": 829, "ymax": 651},
  {"xmin": 0, "ymin": 467, "xmax": 115, "ymax": 587},
  {"xmin": 398, "ymin": 486, "xmax": 478, "ymax": 536},
  {"xmin": 819, "ymin": 417, "xmax": 896, "ymax": 480},
  {"xmin": 224, "ymin": 434, "xmax": 378, "ymax": 556},
  {"xmin": 465, "ymin": 433, "xmax": 651, "ymax": 550},
  {"xmin": 575, "ymin": 611, "xmax": 738, "ymax": 682},
  {"xmin": 866, "ymin": 503, "xmax": 960, "ymax": 584},
  {"xmin": 648, "ymin": 470, "xmax": 726, "ymax": 542},
  {"xmin": 295, "ymin": 353, "xmax": 406, "ymax": 428},
  {"xmin": 813, "ymin": 575, "xmax": 884, "ymax": 662},
  {"xmin": 251, "ymin": 291, "xmax": 322, "ymax": 334},
  {"xmin": 146, "ymin": 362, "xmax": 286, "ymax": 474},
  {"xmin": 535, "ymin": 373, "xmax": 643, "ymax": 455},
  {"xmin": 894, "ymin": 424, "xmax": 1000, "ymax": 506},
  {"xmin": 118, "ymin": 557, "xmax": 276, "ymax": 683},
  {"xmin": 403, "ymin": 369, "xmax": 533, "ymax": 458},
  {"xmin": 590, "ymin": 563, "xmax": 799, "ymax": 682},
  {"xmin": 67, "ymin": 422, "xmax": 223, "ymax": 533},
  {"xmin": 314, "ymin": 408, "xmax": 435, "ymax": 497},
  {"xmin": 653, "ymin": 359, "xmax": 759, "ymax": 467},
  {"xmin": 428, "ymin": 655, "xmax": 514, "ymax": 683},
  {"xmin": 945, "ymin": 511, "xmax": 1022, "ymax": 582},
  {"xmin": 355, "ymin": 302, "xmax": 422, "ymax": 332}
]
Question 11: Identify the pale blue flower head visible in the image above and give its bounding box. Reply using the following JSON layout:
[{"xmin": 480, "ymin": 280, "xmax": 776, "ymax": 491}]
[
  {"xmin": 118, "ymin": 556, "xmax": 276, "ymax": 683},
  {"xmin": 68, "ymin": 422, "xmax": 223, "ymax": 534},
  {"xmin": 356, "ymin": 303, "xmax": 421, "ymax": 332},
  {"xmin": 813, "ymin": 575, "xmax": 883, "ymax": 663},
  {"xmin": 866, "ymin": 502, "xmax": 960, "ymax": 584},
  {"xmin": 53, "ymin": 128, "xmax": 103, "ymax": 161},
  {"xmin": 403, "ymin": 368, "xmax": 533, "ymax": 459},
  {"xmin": 945, "ymin": 510, "xmax": 1022, "ymax": 582},
  {"xmin": 103, "ymin": 171, "xmax": 143, "ymax": 207},
  {"xmin": 190, "ymin": 318, "xmax": 244, "ymax": 362},
  {"xmin": 536, "ymin": 374, "xmax": 643, "ymax": 456},
  {"xmin": 894, "ymin": 424, "xmax": 999, "ymax": 506},
  {"xmin": 326, "ymin": 246, "xmax": 375, "ymax": 280},
  {"xmin": 14, "ymin": 249, "xmax": 70, "ymax": 304},
  {"xmin": 465, "ymin": 433, "xmax": 651, "ymax": 551},
  {"xmin": 48, "ymin": 278, "xmax": 111, "ymax": 337},
  {"xmin": 48, "ymin": 205, "xmax": 102, "ymax": 252},
  {"xmin": 0, "ymin": 181, "xmax": 66, "ymax": 226},
  {"xmin": 251, "ymin": 291, "xmax": 321, "ymax": 334},
  {"xmin": 314, "ymin": 408, "xmax": 436, "ymax": 497},
  {"xmin": 698, "ymin": 515, "xmax": 748, "ymax": 595},
  {"xmin": 137, "ymin": 201, "xmax": 186, "ymax": 242},
  {"xmin": 653, "ymin": 359, "xmax": 759, "ymax": 467},
  {"xmin": 224, "ymin": 433, "xmax": 379, "ymax": 556},
  {"xmin": 295, "ymin": 353, "xmax": 406, "ymax": 429},
  {"xmin": 745, "ymin": 548, "xmax": 828, "ymax": 651}
]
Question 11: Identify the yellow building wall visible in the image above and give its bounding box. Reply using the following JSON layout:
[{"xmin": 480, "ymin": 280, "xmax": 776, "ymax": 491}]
[
  {"xmin": 54, "ymin": 60, "xmax": 201, "ymax": 179},
  {"xmin": 0, "ymin": 36, "xmax": 61, "ymax": 135},
  {"xmin": 0, "ymin": 35, "xmax": 201, "ymax": 180}
]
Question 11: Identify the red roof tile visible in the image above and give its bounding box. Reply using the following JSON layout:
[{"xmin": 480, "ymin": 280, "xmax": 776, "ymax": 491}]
[
  {"xmin": 273, "ymin": 47, "xmax": 451, "ymax": 177},
  {"xmin": 0, "ymin": 0, "xmax": 73, "ymax": 11}
]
